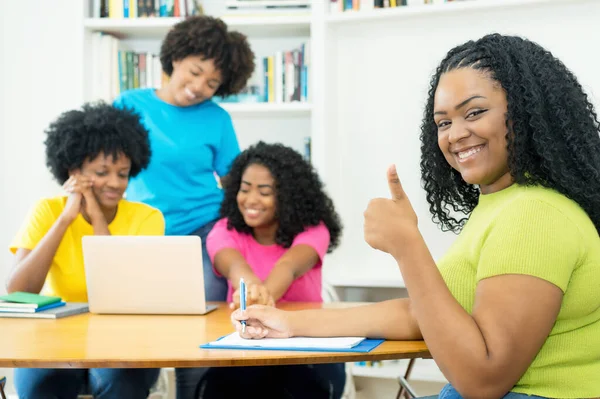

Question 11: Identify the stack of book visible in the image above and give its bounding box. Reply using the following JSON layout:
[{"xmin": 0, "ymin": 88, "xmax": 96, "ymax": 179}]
[{"xmin": 0, "ymin": 292, "xmax": 88, "ymax": 319}]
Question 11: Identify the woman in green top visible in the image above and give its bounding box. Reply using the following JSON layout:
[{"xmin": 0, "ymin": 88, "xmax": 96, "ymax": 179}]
[{"xmin": 231, "ymin": 34, "xmax": 600, "ymax": 399}]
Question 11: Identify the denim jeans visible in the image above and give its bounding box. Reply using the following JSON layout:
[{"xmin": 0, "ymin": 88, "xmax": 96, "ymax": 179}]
[
  {"xmin": 14, "ymin": 367, "xmax": 160, "ymax": 399},
  {"xmin": 189, "ymin": 219, "xmax": 227, "ymax": 302},
  {"xmin": 175, "ymin": 219, "xmax": 227, "ymax": 399},
  {"xmin": 175, "ymin": 362, "xmax": 346, "ymax": 399},
  {"xmin": 419, "ymin": 384, "xmax": 550, "ymax": 399},
  {"xmin": 196, "ymin": 363, "xmax": 346, "ymax": 399}
]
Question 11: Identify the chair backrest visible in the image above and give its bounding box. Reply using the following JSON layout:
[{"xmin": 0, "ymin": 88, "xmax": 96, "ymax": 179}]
[{"xmin": 322, "ymin": 281, "xmax": 341, "ymax": 303}]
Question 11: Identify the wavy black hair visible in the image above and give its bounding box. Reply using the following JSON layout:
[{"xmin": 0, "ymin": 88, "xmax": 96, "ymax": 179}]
[
  {"xmin": 45, "ymin": 102, "xmax": 151, "ymax": 184},
  {"xmin": 160, "ymin": 15, "xmax": 255, "ymax": 97},
  {"xmin": 420, "ymin": 33, "xmax": 600, "ymax": 233},
  {"xmin": 220, "ymin": 142, "xmax": 342, "ymax": 252}
]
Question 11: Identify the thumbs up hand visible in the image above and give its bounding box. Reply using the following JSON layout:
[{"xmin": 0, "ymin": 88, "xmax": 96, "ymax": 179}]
[{"xmin": 363, "ymin": 165, "xmax": 419, "ymax": 260}]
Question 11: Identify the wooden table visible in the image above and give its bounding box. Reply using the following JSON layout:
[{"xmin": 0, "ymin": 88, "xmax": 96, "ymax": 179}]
[{"xmin": 0, "ymin": 302, "xmax": 430, "ymax": 368}]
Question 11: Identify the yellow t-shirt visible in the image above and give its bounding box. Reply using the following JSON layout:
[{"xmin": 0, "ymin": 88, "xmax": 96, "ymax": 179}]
[
  {"xmin": 10, "ymin": 196, "xmax": 165, "ymax": 302},
  {"xmin": 438, "ymin": 184, "xmax": 600, "ymax": 398}
]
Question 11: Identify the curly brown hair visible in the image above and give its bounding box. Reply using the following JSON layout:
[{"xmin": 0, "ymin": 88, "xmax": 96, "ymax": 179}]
[
  {"xmin": 160, "ymin": 16, "xmax": 255, "ymax": 97},
  {"xmin": 220, "ymin": 142, "xmax": 342, "ymax": 252},
  {"xmin": 45, "ymin": 102, "xmax": 151, "ymax": 184},
  {"xmin": 420, "ymin": 33, "xmax": 600, "ymax": 233}
]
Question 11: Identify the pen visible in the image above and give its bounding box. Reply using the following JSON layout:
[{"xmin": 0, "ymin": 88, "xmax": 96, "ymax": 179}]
[{"xmin": 240, "ymin": 277, "xmax": 246, "ymax": 333}]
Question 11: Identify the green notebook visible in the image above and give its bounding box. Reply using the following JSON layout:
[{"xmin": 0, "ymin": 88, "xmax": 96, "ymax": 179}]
[{"xmin": 0, "ymin": 292, "xmax": 62, "ymax": 309}]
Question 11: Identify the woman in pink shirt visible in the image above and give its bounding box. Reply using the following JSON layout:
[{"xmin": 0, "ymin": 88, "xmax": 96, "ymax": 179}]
[{"xmin": 199, "ymin": 141, "xmax": 345, "ymax": 398}]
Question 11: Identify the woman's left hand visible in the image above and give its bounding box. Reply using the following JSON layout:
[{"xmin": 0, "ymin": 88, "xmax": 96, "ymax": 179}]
[
  {"xmin": 363, "ymin": 165, "xmax": 420, "ymax": 260},
  {"xmin": 81, "ymin": 182, "xmax": 105, "ymax": 224}
]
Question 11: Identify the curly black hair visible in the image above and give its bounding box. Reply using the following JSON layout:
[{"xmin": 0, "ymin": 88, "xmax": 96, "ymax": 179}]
[
  {"xmin": 420, "ymin": 33, "xmax": 600, "ymax": 233},
  {"xmin": 160, "ymin": 16, "xmax": 255, "ymax": 97},
  {"xmin": 44, "ymin": 102, "xmax": 151, "ymax": 184},
  {"xmin": 219, "ymin": 142, "xmax": 342, "ymax": 252}
]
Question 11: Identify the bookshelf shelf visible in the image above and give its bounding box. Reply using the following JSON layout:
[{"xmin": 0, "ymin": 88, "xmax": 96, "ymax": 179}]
[
  {"xmin": 219, "ymin": 102, "xmax": 312, "ymax": 116},
  {"xmin": 325, "ymin": 0, "xmax": 572, "ymax": 24},
  {"xmin": 83, "ymin": 14, "xmax": 311, "ymax": 39},
  {"xmin": 325, "ymin": 275, "xmax": 405, "ymax": 288},
  {"xmin": 352, "ymin": 360, "xmax": 446, "ymax": 382},
  {"xmin": 352, "ymin": 364, "xmax": 406, "ymax": 380}
]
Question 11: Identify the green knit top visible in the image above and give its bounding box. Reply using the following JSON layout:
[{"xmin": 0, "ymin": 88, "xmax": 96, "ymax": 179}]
[{"xmin": 438, "ymin": 183, "xmax": 600, "ymax": 398}]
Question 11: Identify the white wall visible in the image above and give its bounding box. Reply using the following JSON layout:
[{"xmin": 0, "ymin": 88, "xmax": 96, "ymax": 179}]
[
  {"xmin": 0, "ymin": 0, "xmax": 85, "ymax": 294},
  {"xmin": 322, "ymin": 0, "xmax": 600, "ymax": 284}
]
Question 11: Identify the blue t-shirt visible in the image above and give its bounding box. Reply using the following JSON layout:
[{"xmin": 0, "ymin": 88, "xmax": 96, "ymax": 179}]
[{"xmin": 114, "ymin": 89, "xmax": 240, "ymax": 235}]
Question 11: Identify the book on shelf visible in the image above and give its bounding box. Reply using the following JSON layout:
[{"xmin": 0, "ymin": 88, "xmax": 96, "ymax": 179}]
[
  {"xmin": 92, "ymin": 0, "xmax": 204, "ymax": 19},
  {"xmin": 304, "ymin": 136, "xmax": 311, "ymax": 162},
  {"xmin": 262, "ymin": 41, "xmax": 310, "ymax": 104}
]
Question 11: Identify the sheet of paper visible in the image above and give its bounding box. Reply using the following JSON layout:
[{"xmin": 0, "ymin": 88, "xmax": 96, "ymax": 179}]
[{"xmin": 207, "ymin": 332, "xmax": 365, "ymax": 349}]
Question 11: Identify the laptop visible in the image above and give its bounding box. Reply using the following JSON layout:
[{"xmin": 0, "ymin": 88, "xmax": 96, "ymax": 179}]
[{"xmin": 82, "ymin": 235, "xmax": 218, "ymax": 315}]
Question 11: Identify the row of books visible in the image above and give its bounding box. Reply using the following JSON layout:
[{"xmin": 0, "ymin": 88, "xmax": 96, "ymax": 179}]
[
  {"xmin": 89, "ymin": 32, "xmax": 310, "ymax": 103},
  {"xmin": 262, "ymin": 42, "xmax": 310, "ymax": 103},
  {"xmin": 89, "ymin": 32, "xmax": 311, "ymax": 105},
  {"xmin": 92, "ymin": 0, "xmax": 203, "ymax": 19},
  {"xmin": 89, "ymin": 33, "xmax": 165, "ymax": 102},
  {"xmin": 330, "ymin": 0, "xmax": 466, "ymax": 12}
]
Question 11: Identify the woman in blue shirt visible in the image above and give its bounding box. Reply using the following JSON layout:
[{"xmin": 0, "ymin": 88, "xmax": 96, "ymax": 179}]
[
  {"xmin": 113, "ymin": 15, "xmax": 255, "ymax": 399},
  {"xmin": 114, "ymin": 15, "xmax": 254, "ymax": 300}
]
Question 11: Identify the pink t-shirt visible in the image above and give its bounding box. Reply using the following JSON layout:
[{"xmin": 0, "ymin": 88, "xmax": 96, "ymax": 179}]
[{"xmin": 206, "ymin": 218, "xmax": 329, "ymax": 303}]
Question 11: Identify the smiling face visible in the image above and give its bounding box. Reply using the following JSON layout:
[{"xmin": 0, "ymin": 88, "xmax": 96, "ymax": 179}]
[
  {"xmin": 168, "ymin": 55, "xmax": 223, "ymax": 107},
  {"xmin": 79, "ymin": 152, "xmax": 131, "ymax": 209},
  {"xmin": 236, "ymin": 163, "xmax": 278, "ymax": 230},
  {"xmin": 433, "ymin": 68, "xmax": 513, "ymax": 194}
]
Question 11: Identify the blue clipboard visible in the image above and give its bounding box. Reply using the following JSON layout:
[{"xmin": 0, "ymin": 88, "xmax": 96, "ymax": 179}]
[{"xmin": 200, "ymin": 336, "xmax": 385, "ymax": 353}]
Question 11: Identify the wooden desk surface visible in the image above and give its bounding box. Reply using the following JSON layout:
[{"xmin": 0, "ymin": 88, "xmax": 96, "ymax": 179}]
[{"xmin": 0, "ymin": 302, "xmax": 429, "ymax": 368}]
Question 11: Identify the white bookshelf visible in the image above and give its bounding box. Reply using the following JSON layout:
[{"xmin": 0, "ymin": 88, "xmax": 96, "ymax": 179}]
[
  {"xmin": 220, "ymin": 102, "xmax": 312, "ymax": 116},
  {"xmin": 325, "ymin": 274, "xmax": 405, "ymax": 289},
  {"xmin": 325, "ymin": 0, "xmax": 577, "ymax": 23},
  {"xmin": 83, "ymin": 14, "xmax": 310, "ymax": 38},
  {"xmin": 82, "ymin": 2, "xmax": 313, "ymax": 156}
]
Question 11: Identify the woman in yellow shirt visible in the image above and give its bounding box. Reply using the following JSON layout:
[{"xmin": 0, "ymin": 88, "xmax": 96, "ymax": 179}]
[
  {"xmin": 6, "ymin": 103, "xmax": 164, "ymax": 399},
  {"xmin": 232, "ymin": 34, "xmax": 600, "ymax": 398}
]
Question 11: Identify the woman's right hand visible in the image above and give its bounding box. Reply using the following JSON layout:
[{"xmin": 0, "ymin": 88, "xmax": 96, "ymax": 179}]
[
  {"xmin": 230, "ymin": 283, "xmax": 275, "ymax": 310},
  {"xmin": 60, "ymin": 174, "xmax": 93, "ymax": 223},
  {"xmin": 231, "ymin": 305, "xmax": 293, "ymax": 339}
]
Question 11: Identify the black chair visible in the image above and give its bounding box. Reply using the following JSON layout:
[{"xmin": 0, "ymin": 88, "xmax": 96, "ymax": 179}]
[
  {"xmin": 0, "ymin": 375, "xmax": 7, "ymax": 399},
  {"xmin": 396, "ymin": 358, "xmax": 418, "ymax": 399}
]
